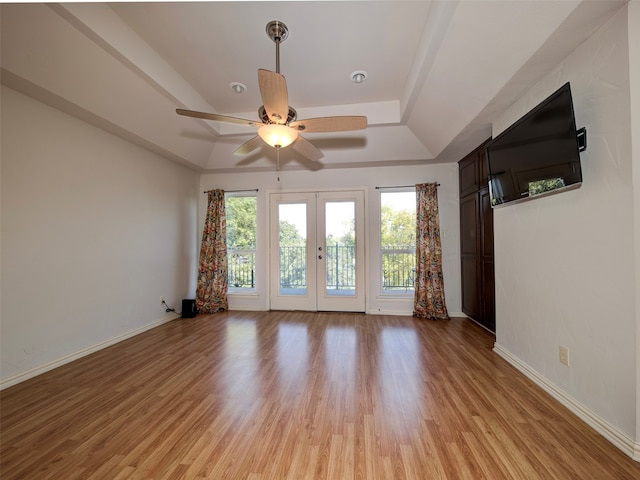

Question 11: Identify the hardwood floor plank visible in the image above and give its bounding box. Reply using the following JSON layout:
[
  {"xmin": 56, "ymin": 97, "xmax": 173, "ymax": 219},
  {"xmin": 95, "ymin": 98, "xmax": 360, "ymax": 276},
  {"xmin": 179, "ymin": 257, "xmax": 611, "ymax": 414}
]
[{"xmin": 2, "ymin": 311, "xmax": 639, "ymax": 479}]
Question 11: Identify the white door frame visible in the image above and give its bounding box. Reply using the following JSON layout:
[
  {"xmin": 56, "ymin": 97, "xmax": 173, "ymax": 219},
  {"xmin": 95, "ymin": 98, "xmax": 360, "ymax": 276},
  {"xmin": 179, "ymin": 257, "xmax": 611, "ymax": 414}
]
[{"xmin": 268, "ymin": 189, "xmax": 366, "ymax": 312}]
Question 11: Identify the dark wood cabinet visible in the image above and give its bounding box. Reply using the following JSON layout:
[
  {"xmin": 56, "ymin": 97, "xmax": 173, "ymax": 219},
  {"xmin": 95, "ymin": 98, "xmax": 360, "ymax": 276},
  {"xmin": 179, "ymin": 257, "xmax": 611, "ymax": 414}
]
[{"xmin": 459, "ymin": 139, "xmax": 495, "ymax": 332}]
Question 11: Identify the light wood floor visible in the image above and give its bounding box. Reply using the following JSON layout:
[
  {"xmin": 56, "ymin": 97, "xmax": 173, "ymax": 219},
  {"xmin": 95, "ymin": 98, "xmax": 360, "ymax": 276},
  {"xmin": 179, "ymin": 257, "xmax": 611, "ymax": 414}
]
[{"xmin": 1, "ymin": 311, "xmax": 639, "ymax": 479}]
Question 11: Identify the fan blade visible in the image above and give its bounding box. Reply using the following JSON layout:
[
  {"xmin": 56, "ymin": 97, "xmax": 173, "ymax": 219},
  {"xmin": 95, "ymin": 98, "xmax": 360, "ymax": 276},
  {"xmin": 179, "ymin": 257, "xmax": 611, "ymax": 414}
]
[
  {"xmin": 234, "ymin": 135, "xmax": 264, "ymax": 156},
  {"xmin": 290, "ymin": 116, "xmax": 367, "ymax": 133},
  {"xmin": 292, "ymin": 135, "xmax": 324, "ymax": 162},
  {"xmin": 176, "ymin": 109, "xmax": 261, "ymax": 127},
  {"xmin": 258, "ymin": 69, "xmax": 289, "ymax": 124}
]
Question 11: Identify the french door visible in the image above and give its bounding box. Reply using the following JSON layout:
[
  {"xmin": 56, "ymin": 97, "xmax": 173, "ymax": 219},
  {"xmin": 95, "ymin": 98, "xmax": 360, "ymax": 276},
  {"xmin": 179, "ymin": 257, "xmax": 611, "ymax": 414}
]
[{"xmin": 269, "ymin": 190, "xmax": 365, "ymax": 312}]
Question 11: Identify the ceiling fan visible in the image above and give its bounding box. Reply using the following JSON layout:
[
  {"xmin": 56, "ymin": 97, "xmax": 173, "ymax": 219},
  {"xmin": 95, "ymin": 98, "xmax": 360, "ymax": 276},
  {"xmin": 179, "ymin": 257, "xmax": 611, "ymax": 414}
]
[{"xmin": 176, "ymin": 20, "xmax": 367, "ymax": 163}]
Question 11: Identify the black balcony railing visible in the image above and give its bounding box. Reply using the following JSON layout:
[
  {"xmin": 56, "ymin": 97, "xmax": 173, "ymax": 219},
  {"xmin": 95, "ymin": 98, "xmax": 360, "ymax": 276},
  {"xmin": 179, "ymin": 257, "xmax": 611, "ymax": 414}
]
[
  {"xmin": 382, "ymin": 246, "xmax": 416, "ymax": 292},
  {"xmin": 228, "ymin": 250, "xmax": 256, "ymax": 288},
  {"xmin": 326, "ymin": 244, "xmax": 355, "ymax": 290},
  {"xmin": 227, "ymin": 245, "xmax": 416, "ymax": 292},
  {"xmin": 279, "ymin": 246, "xmax": 307, "ymax": 288}
]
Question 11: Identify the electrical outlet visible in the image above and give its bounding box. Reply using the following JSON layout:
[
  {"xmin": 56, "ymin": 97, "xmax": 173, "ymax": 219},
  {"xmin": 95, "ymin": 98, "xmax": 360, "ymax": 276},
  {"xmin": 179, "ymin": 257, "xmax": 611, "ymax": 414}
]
[
  {"xmin": 160, "ymin": 296, "xmax": 165, "ymax": 305},
  {"xmin": 559, "ymin": 345, "xmax": 570, "ymax": 366}
]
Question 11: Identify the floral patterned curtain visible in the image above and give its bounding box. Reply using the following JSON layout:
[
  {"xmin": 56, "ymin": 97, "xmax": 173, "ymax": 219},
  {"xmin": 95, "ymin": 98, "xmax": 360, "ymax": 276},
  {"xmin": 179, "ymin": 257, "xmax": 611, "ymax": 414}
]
[
  {"xmin": 196, "ymin": 189, "xmax": 228, "ymax": 313},
  {"xmin": 413, "ymin": 183, "xmax": 449, "ymax": 319}
]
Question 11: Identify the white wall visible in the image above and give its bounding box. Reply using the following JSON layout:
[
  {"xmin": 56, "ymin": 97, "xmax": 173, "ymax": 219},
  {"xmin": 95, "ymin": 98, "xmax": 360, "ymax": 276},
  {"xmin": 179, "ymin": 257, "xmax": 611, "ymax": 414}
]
[
  {"xmin": 492, "ymin": 6, "xmax": 638, "ymax": 455},
  {"xmin": 0, "ymin": 86, "xmax": 200, "ymax": 388},
  {"xmin": 200, "ymin": 161, "xmax": 462, "ymax": 316}
]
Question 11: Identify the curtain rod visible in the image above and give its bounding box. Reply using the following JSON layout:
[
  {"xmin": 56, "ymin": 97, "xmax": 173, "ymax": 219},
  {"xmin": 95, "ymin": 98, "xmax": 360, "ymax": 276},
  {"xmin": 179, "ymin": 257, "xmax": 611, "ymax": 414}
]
[
  {"xmin": 203, "ymin": 188, "xmax": 259, "ymax": 194},
  {"xmin": 375, "ymin": 183, "xmax": 440, "ymax": 189}
]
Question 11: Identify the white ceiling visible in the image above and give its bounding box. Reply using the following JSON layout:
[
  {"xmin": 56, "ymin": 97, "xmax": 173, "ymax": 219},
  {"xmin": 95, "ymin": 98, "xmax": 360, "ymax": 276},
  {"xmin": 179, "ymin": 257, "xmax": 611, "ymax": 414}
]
[{"xmin": 0, "ymin": 1, "xmax": 626, "ymax": 173}]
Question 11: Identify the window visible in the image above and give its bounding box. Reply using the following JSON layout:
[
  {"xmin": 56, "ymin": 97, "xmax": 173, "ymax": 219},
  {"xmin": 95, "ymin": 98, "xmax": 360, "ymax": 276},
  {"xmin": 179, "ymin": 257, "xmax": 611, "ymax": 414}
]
[
  {"xmin": 225, "ymin": 194, "xmax": 257, "ymax": 291},
  {"xmin": 380, "ymin": 190, "xmax": 416, "ymax": 294}
]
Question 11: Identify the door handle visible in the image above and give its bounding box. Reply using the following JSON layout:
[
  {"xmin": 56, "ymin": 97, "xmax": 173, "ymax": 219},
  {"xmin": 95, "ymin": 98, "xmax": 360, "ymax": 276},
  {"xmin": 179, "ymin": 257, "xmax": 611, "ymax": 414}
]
[{"xmin": 318, "ymin": 255, "xmax": 323, "ymax": 260}]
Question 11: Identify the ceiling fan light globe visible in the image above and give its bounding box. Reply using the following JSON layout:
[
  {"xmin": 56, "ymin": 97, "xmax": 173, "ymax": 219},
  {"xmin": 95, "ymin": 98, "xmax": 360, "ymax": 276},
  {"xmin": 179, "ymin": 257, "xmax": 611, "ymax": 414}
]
[{"xmin": 258, "ymin": 124, "xmax": 299, "ymax": 148}]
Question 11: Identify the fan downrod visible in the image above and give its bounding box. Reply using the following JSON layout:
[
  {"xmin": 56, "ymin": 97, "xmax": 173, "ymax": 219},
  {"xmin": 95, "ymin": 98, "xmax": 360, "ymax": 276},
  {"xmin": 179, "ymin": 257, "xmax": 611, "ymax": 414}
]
[{"xmin": 266, "ymin": 20, "xmax": 288, "ymax": 74}]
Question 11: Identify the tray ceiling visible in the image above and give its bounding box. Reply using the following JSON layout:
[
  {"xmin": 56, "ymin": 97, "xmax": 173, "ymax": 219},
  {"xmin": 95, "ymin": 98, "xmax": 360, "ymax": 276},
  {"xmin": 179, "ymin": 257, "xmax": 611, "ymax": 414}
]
[{"xmin": 0, "ymin": 1, "xmax": 626, "ymax": 172}]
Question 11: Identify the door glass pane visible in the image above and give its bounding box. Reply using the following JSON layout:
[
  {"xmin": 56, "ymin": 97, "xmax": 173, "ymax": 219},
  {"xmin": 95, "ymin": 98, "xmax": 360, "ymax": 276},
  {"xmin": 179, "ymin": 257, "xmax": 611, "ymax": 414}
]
[
  {"xmin": 324, "ymin": 201, "xmax": 356, "ymax": 297},
  {"xmin": 278, "ymin": 203, "xmax": 307, "ymax": 295}
]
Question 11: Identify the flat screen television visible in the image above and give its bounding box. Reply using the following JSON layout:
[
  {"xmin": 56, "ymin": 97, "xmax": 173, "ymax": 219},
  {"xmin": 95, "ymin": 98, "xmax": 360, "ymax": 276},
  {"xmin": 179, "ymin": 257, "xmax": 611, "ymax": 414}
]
[{"xmin": 486, "ymin": 82, "xmax": 585, "ymax": 207}]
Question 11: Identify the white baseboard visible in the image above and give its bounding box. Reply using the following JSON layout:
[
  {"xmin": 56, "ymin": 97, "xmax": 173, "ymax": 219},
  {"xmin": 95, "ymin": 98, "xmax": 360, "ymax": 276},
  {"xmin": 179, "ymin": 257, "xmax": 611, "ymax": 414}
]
[
  {"xmin": 365, "ymin": 310, "xmax": 466, "ymax": 317},
  {"xmin": 366, "ymin": 309, "xmax": 413, "ymax": 316},
  {"xmin": 226, "ymin": 306, "xmax": 269, "ymax": 312},
  {"xmin": 493, "ymin": 343, "xmax": 640, "ymax": 462},
  {"xmin": 0, "ymin": 313, "xmax": 180, "ymax": 391},
  {"xmin": 225, "ymin": 307, "xmax": 465, "ymax": 318}
]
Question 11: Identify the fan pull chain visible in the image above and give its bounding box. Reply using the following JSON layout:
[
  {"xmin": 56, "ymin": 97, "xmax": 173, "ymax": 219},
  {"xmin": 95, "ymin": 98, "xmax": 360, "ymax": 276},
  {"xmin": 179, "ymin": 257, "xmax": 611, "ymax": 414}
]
[{"xmin": 276, "ymin": 146, "xmax": 281, "ymax": 182}]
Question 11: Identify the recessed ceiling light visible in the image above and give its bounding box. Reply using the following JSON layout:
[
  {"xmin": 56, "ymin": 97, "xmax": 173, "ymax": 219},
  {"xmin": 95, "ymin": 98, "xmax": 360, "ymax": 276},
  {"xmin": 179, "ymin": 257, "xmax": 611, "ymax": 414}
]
[
  {"xmin": 350, "ymin": 70, "xmax": 367, "ymax": 83},
  {"xmin": 229, "ymin": 82, "xmax": 247, "ymax": 94}
]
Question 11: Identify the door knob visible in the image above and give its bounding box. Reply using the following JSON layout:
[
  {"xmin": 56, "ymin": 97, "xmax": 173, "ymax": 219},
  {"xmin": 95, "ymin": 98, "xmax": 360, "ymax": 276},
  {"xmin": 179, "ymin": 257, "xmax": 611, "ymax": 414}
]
[{"xmin": 318, "ymin": 255, "xmax": 323, "ymax": 259}]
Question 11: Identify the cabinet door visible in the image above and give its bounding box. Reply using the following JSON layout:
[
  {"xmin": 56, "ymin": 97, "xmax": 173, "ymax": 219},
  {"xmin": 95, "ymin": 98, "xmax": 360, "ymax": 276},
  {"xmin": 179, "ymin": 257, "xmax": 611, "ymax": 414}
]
[
  {"xmin": 459, "ymin": 138, "xmax": 495, "ymax": 332},
  {"xmin": 480, "ymin": 187, "xmax": 495, "ymax": 331},
  {"xmin": 459, "ymin": 154, "xmax": 479, "ymax": 198},
  {"xmin": 479, "ymin": 146, "xmax": 490, "ymax": 188},
  {"xmin": 460, "ymin": 193, "xmax": 480, "ymax": 320},
  {"xmin": 482, "ymin": 258, "xmax": 495, "ymax": 331},
  {"xmin": 480, "ymin": 188, "xmax": 494, "ymax": 258}
]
